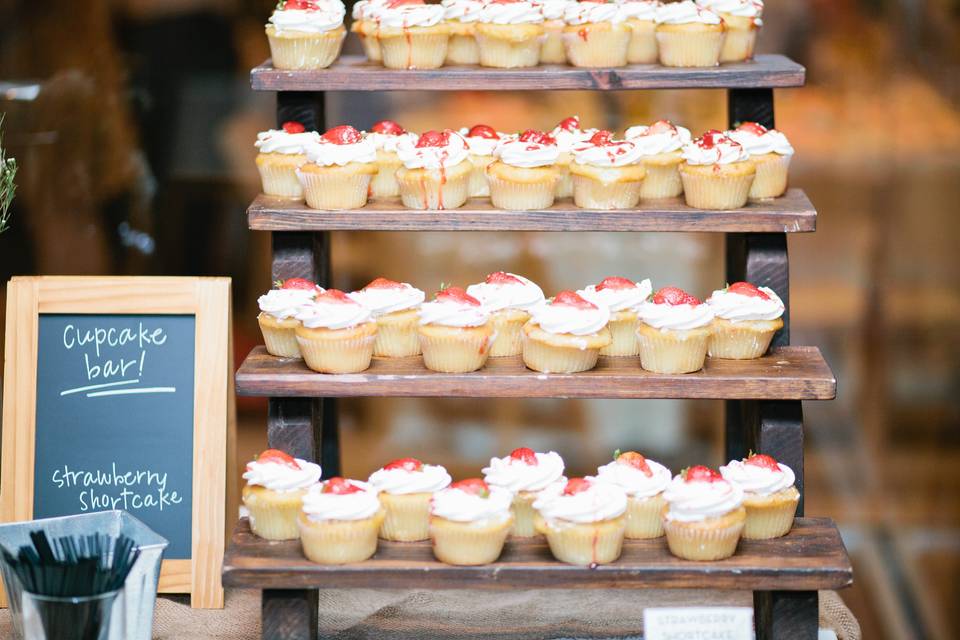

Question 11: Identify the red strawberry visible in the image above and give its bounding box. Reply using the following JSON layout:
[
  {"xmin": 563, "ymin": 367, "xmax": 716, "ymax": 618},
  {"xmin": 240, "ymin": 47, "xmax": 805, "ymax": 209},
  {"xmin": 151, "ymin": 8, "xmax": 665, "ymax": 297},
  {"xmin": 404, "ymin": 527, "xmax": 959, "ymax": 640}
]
[
  {"xmin": 364, "ymin": 277, "xmax": 405, "ymax": 290},
  {"xmin": 371, "ymin": 120, "xmax": 405, "ymax": 135},
  {"xmin": 736, "ymin": 121, "xmax": 768, "ymax": 136},
  {"xmin": 651, "ymin": 286, "xmax": 701, "ymax": 306},
  {"xmin": 552, "ymin": 290, "xmax": 597, "ymax": 309},
  {"xmin": 315, "ymin": 289, "xmax": 357, "ymax": 304},
  {"xmin": 616, "ymin": 451, "xmax": 653, "ymax": 477},
  {"xmin": 436, "ymin": 286, "xmax": 481, "ymax": 306},
  {"xmin": 727, "ymin": 281, "xmax": 770, "ymax": 300},
  {"xmin": 281, "ymin": 121, "xmax": 306, "ymax": 134},
  {"xmin": 383, "ymin": 457, "xmax": 424, "ymax": 472},
  {"xmin": 588, "ymin": 130, "xmax": 615, "ymax": 146},
  {"xmin": 451, "ymin": 478, "xmax": 491, "ymax": 497},
  {"xmin": 416, "ymin": 130, "xmax": 451, "ymax": 148},
  {"xmin": 385, "ymin": 0, "xmax": 423, "ymax": 6},
  {"xmin": 280, "ymin": 277, "xmax": 317, "ymax": 291},
  {"xmin": 283, "ymin": 0, "xmax": 315, "ymax": 9},
  {"xmin": 684, "ymin": 465, "xmax": 723, "ymax": 483},
  {"xmin": 509, "ymin": 447, "xmax": 538, "ymax": 466},
  {"xmin": 595, "ymin": 276, "xmax": 636, "ymax": 291},
  {"xmin": 518, "ymin": 129, "xmax": 556, "ymax": 145},
  {"xmin": 562, "ymin": 477, "xmax": 592, "ymax": 496},
  {"xmin": 744, "ymin": 453, "xmax": 780, "ymax": 471},
  {"xmin": 645, "ymin": 120, "xmax": 676, "ymax": 135},
  {"xmin": 695, "ymin": 129, "xmax": 728, "ymax": 149},
  {"xmin": 256, "ymin": 449, "xmax": 300, "ymax": 469},
  {"xmin": 556, "ymin": 116, "xmax": 580, "ymax": 132},
  {"xmin": 485, "ymin": 271, "xmax": 524, "ymax": 285},
  {"xmin": 322, "ymin": 477, "xmax": 364, "ymax": 494},
  {"xmin": 322, "ymin": 125, "xmax": 362, "ymax": 145},
  {"xmin": 467, "ymin": 124, "xmax": 499, "ymax": 139}
]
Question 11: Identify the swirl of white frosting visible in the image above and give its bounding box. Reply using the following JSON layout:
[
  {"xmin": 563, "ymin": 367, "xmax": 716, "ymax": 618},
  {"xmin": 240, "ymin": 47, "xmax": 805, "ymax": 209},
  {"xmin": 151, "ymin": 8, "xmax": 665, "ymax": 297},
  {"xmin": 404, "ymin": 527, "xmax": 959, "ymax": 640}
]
[
  {"xmin": 396, "ymin": 132, "xmax": 470, "ymax": 170},
  {"xmin": 529, "ymin": 299, "xmax": 610, "ymax": 335},
  {"xmin": 707, "ymin": 286, "xmax": 784, "ymax": 322},
  {"xmin": 431, "ymin": 485, "xmax": 513, "ymax": 523},
  {"xmin": 466, "ymin": 274, "xmax": 544, "ymax": 312},
  {"xmin": 564, "ymin": 0, "xmax": 625, "ymax": 24},
  {"xmin": 681, "ymin": 136, "xmax": 750, "ymax": 166},
  {"xmin": 533, "ymin": 479, "xmax": 627, "ymax": 523},
  {"xmin": 617, "ymin": 0, "xmax": 659, "ymax": 21},
  {"xmin": 368, "ymin": 464, "xmax": 452, "ymax": 495},
  {"xmin": 636, "ymin": 299, "xmax": 713, "ymax": 331},
  {"xmin": 269, "ymin": 6, "xmax": 346, "ymax": 34},
  {"xmin": 418, "ymin": 298, "xmax": 490, "ymax": 327},
  {"xmin": 295, "ymin": 298, "xmax": 373, "ymax": 330},
  {"xmin": 256, "ymin": 129, "xmax": 321, "ymax": 155},
  {"xmin": 365, "ymin": 131, "xmax": 418, "ymax": 154},
  {"xmin": 624, "ymin": 124, "xmax": 692, "ymax": 155},
  {"xmin": 596, "ymin": 458, "xmax": 672, "ymax": 498},
  {"xmin": 495, "ymin": 138, "xmax": 559, "ymax": 168},
  {"xmin": 572, "ymin": 139, "xmax": 644, "ymax": 167},
  {"xmin": 535, "ymin": 0, "xmax": 572, "ymax": 20},
  {"xmin": 243, "ymin": 458, "xmax": 322, "ymax": 492},
  {"xmin": 443, "ymin": 0, "xmax": 487, "ymax": 22},
  {"xmin": 457, "ymin": 129, "xmax": 507, "ymax": 157},
  {"xmin": 482, "ymin": 451, "xmax": 566, "ymax": 493},
  {"xmin": 377, "ymin": 2, "xmax": 445, "ymax": 27},
  {"xmin": 258, "ymin": 289, "xmax": 316, "ymax": 320},
  {"xmin": 663, "ymin": 475, "xmax": 744, "ymax": 522},
  {"xmin": 697, "ymin": 0, "xmax": 762, "ymax": 18},
  {"xmin": 349, "ymin": 283, "xmax": 425, "ymax": 317},
  {"xmin": 353, "ymin": 0, "xmax": 390, "ymax": 19},
  {"xmin": 551, "ymin": 122, "xmax": 598, "ymax": 153},
  {"xmin": 719, "ymin": 459, "xmax": 795, "ymax": 496},
  {"xmin": 578, "ymin": 278, "xmax": 652, "ymax": 313},
  {"xmin": 303, "ymin": 138, "xmax": 377, "ymax": 167},
  {"xmin": 479, "ymin": 1, "xmax": 545, "ymax": 24},
  {"xmin": 654, "ymin": 0, "xmax": 721, "ymax": 24},
  {"xmin": 726, "ymin": 128, "xmax": 794, "ymax": 156},
  {"xmin": 301, "ymin": 480, "xmax": 382, "ymax": 521}
]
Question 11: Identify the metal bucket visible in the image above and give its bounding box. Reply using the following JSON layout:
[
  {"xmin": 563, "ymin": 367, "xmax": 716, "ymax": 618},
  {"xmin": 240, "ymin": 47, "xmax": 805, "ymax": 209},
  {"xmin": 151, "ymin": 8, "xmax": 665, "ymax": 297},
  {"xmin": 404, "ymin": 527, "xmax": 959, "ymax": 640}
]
[{"xmin": 0, "ymin": 510, "xmax": 168, "ymax": 640}]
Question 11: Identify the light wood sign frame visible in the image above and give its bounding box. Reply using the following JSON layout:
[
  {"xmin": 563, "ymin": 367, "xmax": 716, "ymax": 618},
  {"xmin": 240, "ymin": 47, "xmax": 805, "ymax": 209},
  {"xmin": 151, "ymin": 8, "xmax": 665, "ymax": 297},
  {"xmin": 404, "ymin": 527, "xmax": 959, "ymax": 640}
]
[{"xmin": 1, "ymin": 276, "xmax": 234, "ymax": 608}]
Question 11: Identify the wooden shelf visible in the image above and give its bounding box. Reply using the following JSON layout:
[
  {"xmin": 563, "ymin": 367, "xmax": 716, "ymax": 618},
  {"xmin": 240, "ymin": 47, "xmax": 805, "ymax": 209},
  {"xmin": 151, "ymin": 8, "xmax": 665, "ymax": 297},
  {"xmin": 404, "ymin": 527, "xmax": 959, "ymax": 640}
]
[
  {"xmin": 235, "ymin": 346, "xmax": 836, "ymax": 400},
  {"xmin": 251, "ymin": 54, "xmax": 805, "ymax": 92},
  {"xmin": 248, "ymin": 189, "xmax": 815, "ymax": 233},
  {"xmin": 222, "ymin": 517, "xmax": 851, "ymax": 591}
]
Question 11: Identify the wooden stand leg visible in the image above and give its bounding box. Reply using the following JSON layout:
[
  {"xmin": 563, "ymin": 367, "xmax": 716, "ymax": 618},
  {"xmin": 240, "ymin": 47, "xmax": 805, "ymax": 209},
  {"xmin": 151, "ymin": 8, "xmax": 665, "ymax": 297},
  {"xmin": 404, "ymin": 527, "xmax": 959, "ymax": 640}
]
[
  {"xmin": 262, "ymin": 589, "xmax": 318, "ymax": 640},
  {"xmin": 754, "ymin": 590, "xmax": 818, "ymax": 640},
  {"xmin": 728, "ymin": 88, "xmax": 775, "ymax": 129}
]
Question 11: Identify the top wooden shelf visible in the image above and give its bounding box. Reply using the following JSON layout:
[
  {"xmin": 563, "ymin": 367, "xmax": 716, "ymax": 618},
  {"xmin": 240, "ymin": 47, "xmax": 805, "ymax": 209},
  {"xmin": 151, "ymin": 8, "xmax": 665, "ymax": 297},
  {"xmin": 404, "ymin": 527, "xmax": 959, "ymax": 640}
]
[{"xmin": 251, "ymin": 54, "xmax": 805, "ymax": 92}]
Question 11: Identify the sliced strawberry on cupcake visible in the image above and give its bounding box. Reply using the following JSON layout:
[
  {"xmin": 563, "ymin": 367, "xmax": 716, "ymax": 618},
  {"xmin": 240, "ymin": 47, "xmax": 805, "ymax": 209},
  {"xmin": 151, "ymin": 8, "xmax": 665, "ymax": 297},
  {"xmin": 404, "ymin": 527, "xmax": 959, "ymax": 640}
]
[
  {"xmin": 417, "ymin": 285, "xmax": 493, "ymax": 373},
  {"xmin": 720, "ymin": 452, "xmax": 799, "ymax": 540},
  {"xmin": 662, "ymin": 464, "xmax": 746, "ymax": 561},
  {"xmin": 726, "ymin": 121, "xmax": 795, "ymax": 199},
  {"xmin": 596, "ymin": 449, "xmax": 672, "ymax": 539},
  {"xmin": 578, "ymin": 276, "xmax": 653, "ymax": 356},
  {"xmin": 293, "ymin": 289, "xmax": 378, "ymax": 373},
  {"xmin": 300, "ymin": 476, "xmax": 385, "ymax": 564},
  {"xmin": 266, "ymin": 0, "xmax": 347, "ymax": 71},
  {"xmin": 458, "ymin": 124, "xmax": 511, "ymax": 197},
  {"xmin": 299, "ymin": 125, "xmax": 378, "ymax": 210},
  {"xmin": 365, "ymin": 121, "xmax": 418, "ymax": 198},
  {"xmin": 706, "ymin": 281, "xmax": 784, "ymax": 360},
  {"xmin": 257, "ymin": 279, "xmax": 324, "ymax": 359},
  {"xmin": 242, "ymin": 448, "xmax": 322, "ymax": 541},
  {"xmin": 368, "ymin": 457, "xmax": 451, "ymax": 541},
  {"xmin": 430, "ymin": 477, "xmax": 514, "ymax": 565},
  {"xmin": 254, "ymin": 120, "xmax": 320, "ymax": 199},
  {"xmin": 635, "ymin": 285, "xmax": 714, "ymax": 374},
  {"xmin": 395, "ymin": 130, "xmax": 473, "ymax": 210},
  {"xmin": 482, "ymin": 447, "xmax": 566, "ymax": 537},
  {"xmin": 348, "ymin": 277, "xmax": 425, "ymax": 358},
  {"xmin": 679, "ymin": 129, "xmax": 756, "ymax": 210},
  {"xmin": 522, "ymin": 290, "xmax": 611, "ymax": 373},
  {"xmin": 487, "ymin": 129, "xmax": 561, "ymax": 210},
  {"xmin": 465, "ymin": 272, "xmax": 545, "ymax": 357}
]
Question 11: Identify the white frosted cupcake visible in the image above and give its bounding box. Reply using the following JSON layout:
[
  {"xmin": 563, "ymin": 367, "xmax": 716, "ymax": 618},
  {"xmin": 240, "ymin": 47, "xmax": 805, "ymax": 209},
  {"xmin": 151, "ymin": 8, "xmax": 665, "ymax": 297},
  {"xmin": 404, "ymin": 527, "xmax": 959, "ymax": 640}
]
[
  {"xmin": 568, "ymin": 131, "xmax": 646, "ymax": 210},
  {"xmin": 365, "ymin": 120, "xmax": 418, "ymax": 198},
  {"xmin": 617, "ymin": 0, "xmax": 660, "ymax": 63},
  {"xmin": 466, "ymin": 271, "xmax": 545, "ymax": 356},
  {"xmin": 662, "ymin": 466, "xmax": 745, "ymax": 560},
  {"xmin": 706, "ymin": 281, "xmax": 784, "ymax": 359},
  {"xmin": 720, "ymin": 453, "xmax": 798, "ymax": 539},
  {"xmin": 475, "ymin": 0, "xmax": 545, "ymax": 68},
  {"xmin": 369, "ymin": 457, "xmax": 452, "ymax": 541},
  {"xmin": 294, "ymin": 289, "xmax": 378, "ymax": 373},
  {"xmin": 351, "ymin": 0, "xmax": 389, "ymax": 61},
  {"xmin": 242, "ymin": 449, "xmax": 322, "ymax": 540},
  {"xmin": 255, "ymin": 122, "xmax": 321, "ymax": 198},
  {"xmin": 430, "ymin": 479, "xmax": 514, "ymax": 565},
  {"xmin": 522, "ymin": 290, "xmax": 612, "ymax": 373},
  {"xmin": 443, "ymin": 0, "xmax": 487, "ymax": 64},
  {"xmin": 418, "ymin": 286, "xmax": 494, "ymax": 372},
  {"xmin": 597, "ymin": 450, "xmax": 671, "ymax": 538},
  {"xmin": 624, "ymin": 120, "xmax": 692, "ymax": 199},
  {"xmin": 488, "ymin": 130, "xmax": 560, "ymax": 210},
  {"xmin": 396, "ymin": 130, "xmax": 473, "ymax": 210},
  {"xmin": 349, "ymin": 277, "xmax": 426, "ymax": 357},
  {"xmin": 266, "ymin": 0, "xmax": 347, "ymax": 70},
  {"xmin": 534, "ymin": 477, "xmax": 627, "ymax": 565},
  {"xmin": 578, "ymin": 276, "xmax": 652, "ymax": 356},
  {"xmin": 636, "ymin": 286, "xmax": 714, "ymax": 374},
  {"xmin": 534, "ymin": 0, "xmax": 572, "ymax": 63},
  {"xmin": 696, "ymin": 0, "xmax": 762, "ymax": 62},
  {"xmin": 680, "ymin": 130, "xmax": 755, "ymax": 209},
  {"xmin": 726, "ymin": 122, "xmax": 794, "ymax": 199},
  {"xmin": 654, "ymin": 1, "xmax": 724, "ymax": 67},
  {"xmin": 458, "ymin": 124, "xmax": 511, "ymax": 197},
  {"xmin": 257, "ymin": 278, "xmax": 322, "ymax": 358},
  {"xmin": 299, "ymin": 477, "xmax": 385, "ymax": 564},
  {"xmin": 562, "ymin": 0, "xmax": 630, "ymax": 67},
  {"xmin": 550, "ymin": 115, "xmax": 598, "ymax": 198},
  {"xmin": 482, "ymin": 448, "xmax": 566, "ymax": 536},
  {"xmin": 375, "ymin": 0, "xmax": 450, "ymax": 69},
  {"xmin": 298, "ymin": 125, "xmax": 378, "ymax": 210}
]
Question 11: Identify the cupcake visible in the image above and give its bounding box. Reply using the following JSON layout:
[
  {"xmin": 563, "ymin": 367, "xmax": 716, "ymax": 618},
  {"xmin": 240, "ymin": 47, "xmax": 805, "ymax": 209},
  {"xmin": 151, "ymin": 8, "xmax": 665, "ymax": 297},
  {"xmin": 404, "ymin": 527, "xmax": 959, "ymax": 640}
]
[
  {"xmin": 351, "ymin": 0, "xmax": 388, "ymax": 61},
  {"xmin": 298, "ymin": 125, "xmax": 378, "ymax": 210},
  {"xmin": 257, "ymin": 278, "xmax": 322, "ymax": 358},
  {"xmin": 534, "ymin": 0, "xmax": 572, "ymax": 63},
  {"xmin": 618, "ymin": 0, "xmax": 660, "ymax": 63},
  {"xmin": 568, "ymin": 130, "xmax": 646, "ymax": 210},
  {"xmin": 368, "ymin": 457, "xmax": 452, "ymax": 541},
  {"xmin": 662, "ymin": 465, "xmax": 745, "ymax": 561},
  {"xmin": 533, "ymin": 477, "xmax": 627, "ymax": 565},
  {"xmin": 720, "ymin": 453, "xmax": 798, "ymax": 539},
  {"xmin": 482, "ymin": 447, "xmax": 565, "ymax": 536},
  {"xmin": 679, "ymin": 130, "xmax": 755, "ymax": 209},
  {"xmin": 242, "ymin": 449, "xmax": 322, "ymax": 540},
  {"xmin": 376, "ymin": 0, "xmax": 450, "ymax": 70},
  {"xmin": 635, "ymin": 286, "xmax": 714, "ymax": 374},
  {"xmin": 522, "ymin": 290, "xmax": 611, "ymax": 373},
  {"xmin": 365, "ymin": 120, "xmax": 418, "ymax": 198},
  {"xmin": 430, "ymin": 479, "xmax": 514, "ymax": 565},
  {"xmin": 396, "ymin": 130, "xmax": 473, "ymax": 210},
  {"xmin": 726, "ymin": 122, "xmax": 794, "ymax": 199},
  {"xmin": 255, "ymin": 121, "xmax": 321, "ymax": 199},
  {"xmin": 706, "ymin": 281, "xmax": 784, "ymax": 359},
  {"xmin": 562, "ymin": 0, "xmax": 630, "ymax": 68},
  {"xmin": 266, "ymin": 0, "xmax": 347, "ymax": 70},
  {"xmin": 466, "ymin": 271, "xmax": 545, "ymax": 356},
  {"xmin": 696, "ymin": 0, "xmax": 762, "ymax": 62},
  {"xmin": 458, "ymin": 124, "xmax": 510, "ymax": 198},
  {"xmin": 654, "ymin": 1, "xmax": 724, "ymax": 68},
  {"xmin": 578, "ymin": 276, "xmax": 652, "ymax": 356},
  {"xmin": 550, "ymin": 116, "xmax": 598, "ymax": 198},
  {"xmin": 294, "ymin": 289, "xmax": 378, "ymax": 373},
  {"xmin": 443, "ymin": 0, "xmax": 487, "ymax": 64},
  {"xmin": 349, "ymin": 277, "xmax": 426, "ymax": 357},
  {"xmin": 475, "ymin": 0, "xmax": 545, "ymax": 68},
  {"xmin": 298, "ymin": 477, "xmax": 385, "ymax": 564},
  {"xmin": 596, "ymin": 450, "xmax": 671, "ymax": 538},
  {"xmin": 487, "ymin": 130, "xmax": 560, "ymax": 210},
  {"xmin": 418, "ymin": 286, "xmax": 494, "ymax": 372},
  {"xmin": 624, "ymin": 120, "xmax": 692, "ymax": 199}
]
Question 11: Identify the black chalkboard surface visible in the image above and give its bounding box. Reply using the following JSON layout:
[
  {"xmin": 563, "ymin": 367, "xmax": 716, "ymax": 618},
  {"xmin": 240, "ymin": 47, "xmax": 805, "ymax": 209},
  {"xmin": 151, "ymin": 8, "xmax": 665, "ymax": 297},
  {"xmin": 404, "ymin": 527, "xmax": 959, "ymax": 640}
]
[{"xmin": 33, "ymin": 314, "xmax": 196, "ymax": 559}]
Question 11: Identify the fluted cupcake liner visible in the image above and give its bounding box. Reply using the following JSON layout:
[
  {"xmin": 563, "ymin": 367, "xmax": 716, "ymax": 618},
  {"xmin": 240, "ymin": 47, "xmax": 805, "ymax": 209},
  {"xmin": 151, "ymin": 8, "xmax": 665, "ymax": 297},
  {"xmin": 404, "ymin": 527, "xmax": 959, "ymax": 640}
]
[
  {"xmin": 242, "ymin": 486, "xmax": 306, "ymax": 541},
  {"xmin": 371, "ymin": 156, "xmax": 403, "ymax": 198},
  {"xmin": 267, "ymin": 27, "xmax": 346, "ymax": 70},
  {"xmin": 522, "ymin": 333, "xmax": 601, "ymax": 373},
  {"xmin": 662, "ymin": 507, "xmax": 746, "ymax": 561},
  {"xmin": 626, "ymin": 19, "xmax": 658, "ymax": 64},
  {"xmin": 535, "ymin": 515, "xmax": 626, "ymax": 565},
  {"xmin": 258, "ymin": 313, "xmax": 303, "ymax": 359},
  {"xmin": 541, "ymin": 21, "xmax": 567, "ymax": 63},
  {"xmin": 256, "ymin": 155, "xmax": 307, "ymax": 199},
  {"xmin": 374, "ymin": 309, "xmax": 422, "ymax": 357},
  {"xmin": 475, "ymin": 29, "xmax": 542, "ymax": 68},
  {"xmin": 680, "ymin": 164, "xmax": 756, "ymax": 210},
  {"xmin": 298, "ymin": 510, "xmax": 386, "ymax": 564},
  {"xmin": 418, "ymin": 324, "xmax": 493, "ymax": 373},
  {"xmin": 707, "ymin": 318, "xmax": 783, "ymax": 360},
  {"xmin": 600, "ymin": 312, "xmax": 641, "ymax": 357},
  {"xmin": 510, "ymin": 491, "xmax": 540, "ymax": 537},
  {"xmin": 468, "ymin": 155, "xmax": 495, "ymax": 198},
  {"xmin": 488, "ymin": 173, "xmax": 557, "ymax": 210},
  {"xmin": 555, "ymin": 163, "xmax": 574, "ymax": 199},
  {"xmin": 380, "ymin": 32, "xmax": 450, "ymax": 69},
  {"xmin": 429, "ymin": 515, "xmax": 513, "ymax": 565},
  {"xmin": 397, "ymin": 165, "xmax": 471, "ymax": 210},
  {"xmin": 742, "ymin": 487, "xmax": 799, "ymax": 540},
  {"xmin": 447, "ymin": 34, "xmax": 480, "ymax": 65},
  {"xmin": 488, "ymin": 309, "xmax": 530, "ymax": 357},
  {"xmin": 571, "ymin": 174, "xmax": 643, "ymax": 210},
  {"xmin": 636, "ymin": 323, "xmax": 711, "ymax": 374},
  {"xmin": 563, "ymin": 23, "xmax": 630, "ymax": 68},
  {"xmin": 379, "ymin": 491, "xmax": 433, "ymax": 541},
  {"xmin": 719, "ymin": 14, "xmax": 757, "ymax": 62},
  {"xmin": 749, "ymin": 153, "xmax": 791, "ymax": 200},
  {"xmin": 299, "ymin": 166, "xmax": 374, "ymax": 210},
  {"xmin": 625, "ymin": 494, "xmax": 666, "ymax": 539},
  {"xmin": 355, "ymin": 29, "xmax": 382, "ymax": 62},
  {"xmin": 295, "ymin": 324, "xmax": 377, "ymax": 374},
  {"xmin": 655, "ymin": 25, "xmax": 724, "ymax": 68},
  {"xmin": 640, "ymin": 159, "xmax": 684, "ymax": 199}
]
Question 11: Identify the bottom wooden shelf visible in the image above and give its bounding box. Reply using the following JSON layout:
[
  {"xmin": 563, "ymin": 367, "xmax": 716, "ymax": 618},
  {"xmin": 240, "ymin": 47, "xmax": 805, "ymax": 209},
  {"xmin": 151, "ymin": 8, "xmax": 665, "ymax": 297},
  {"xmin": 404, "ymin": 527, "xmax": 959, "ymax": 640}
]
[{"xmin": 222, "ymin": 517, "xmax": 851, "ymax": 592}]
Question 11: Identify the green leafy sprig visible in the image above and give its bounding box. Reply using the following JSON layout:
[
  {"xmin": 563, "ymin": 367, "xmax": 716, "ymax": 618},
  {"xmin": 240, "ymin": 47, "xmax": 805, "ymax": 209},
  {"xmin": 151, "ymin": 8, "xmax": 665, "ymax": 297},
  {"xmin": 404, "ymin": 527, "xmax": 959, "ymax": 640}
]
[{"xmin": 0, "ymin": 115, "xmax": 16, "ymax": 234}]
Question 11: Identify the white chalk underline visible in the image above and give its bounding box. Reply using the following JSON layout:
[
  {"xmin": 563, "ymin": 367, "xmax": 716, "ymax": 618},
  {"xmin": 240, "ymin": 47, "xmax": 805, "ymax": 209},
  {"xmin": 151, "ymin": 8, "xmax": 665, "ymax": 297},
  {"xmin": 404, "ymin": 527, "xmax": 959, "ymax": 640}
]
[
  {"xmin": 60, "ymin": 379, "xmax": 140, "ymax": 396},
  {"xmin": 86, "ymin": 387, "xmax": 176, "ymax": 398}
]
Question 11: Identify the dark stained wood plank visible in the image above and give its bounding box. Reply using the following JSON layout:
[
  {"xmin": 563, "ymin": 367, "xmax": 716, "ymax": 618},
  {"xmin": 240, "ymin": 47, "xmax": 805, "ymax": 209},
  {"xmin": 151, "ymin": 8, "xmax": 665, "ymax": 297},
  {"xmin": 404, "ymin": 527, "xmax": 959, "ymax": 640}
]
[
  {"xmin": 754, "ymin": 590, "xmax": 819, "ymax": 640},
  {"xmin": 262, "ymin": 589, "xmax": 318, "ymax": 640},
  {"xmin": 248, "ymin": 189, "xmax": 816, "ymax": 233},
  {"xmin": 222, "ymin": 517, "xmax": 851, "ymax": 592},
  {"xmin": 235, "ymin": 346, "xmax": 836, "ymax": 400},
  {"xmin": 250, "ymin": 55, "xmax": 805, "ymax": 92}
]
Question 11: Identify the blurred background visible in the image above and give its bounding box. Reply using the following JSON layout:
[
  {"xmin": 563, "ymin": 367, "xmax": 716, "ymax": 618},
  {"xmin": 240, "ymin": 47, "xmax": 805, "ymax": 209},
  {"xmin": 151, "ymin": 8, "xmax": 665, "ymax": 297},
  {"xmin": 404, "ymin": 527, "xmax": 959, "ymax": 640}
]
[{"xmin": 1, "ymin": 0, "xmax": 959, "ymax": 637}]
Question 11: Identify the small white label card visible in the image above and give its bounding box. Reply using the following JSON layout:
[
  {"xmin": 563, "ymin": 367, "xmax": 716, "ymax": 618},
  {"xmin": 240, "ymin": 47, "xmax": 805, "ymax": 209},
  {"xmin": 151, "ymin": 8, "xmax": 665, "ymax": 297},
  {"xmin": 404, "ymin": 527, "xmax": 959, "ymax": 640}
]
[{"xmin": 644, "ymin": 607, "xmax": 754, "ymax": 640}]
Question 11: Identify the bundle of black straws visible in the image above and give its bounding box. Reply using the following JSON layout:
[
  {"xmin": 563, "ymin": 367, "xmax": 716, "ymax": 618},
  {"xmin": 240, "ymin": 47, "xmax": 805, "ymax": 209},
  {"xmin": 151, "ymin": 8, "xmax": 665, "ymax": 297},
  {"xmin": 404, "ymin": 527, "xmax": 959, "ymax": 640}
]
[{"xmin": 2, "ymin": 531, "xmax": 140, "ymax": 640}]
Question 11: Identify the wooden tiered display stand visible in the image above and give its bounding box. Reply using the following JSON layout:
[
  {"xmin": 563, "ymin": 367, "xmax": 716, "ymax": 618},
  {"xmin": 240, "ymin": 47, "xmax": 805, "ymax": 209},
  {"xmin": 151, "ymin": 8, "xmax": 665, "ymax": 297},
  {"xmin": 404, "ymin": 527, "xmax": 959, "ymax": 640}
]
[{"xmin": 224, "ymin": 54, "xmax": 850, "ymax": 640}]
